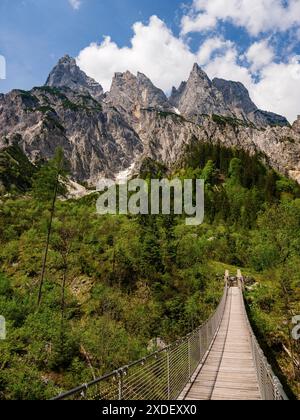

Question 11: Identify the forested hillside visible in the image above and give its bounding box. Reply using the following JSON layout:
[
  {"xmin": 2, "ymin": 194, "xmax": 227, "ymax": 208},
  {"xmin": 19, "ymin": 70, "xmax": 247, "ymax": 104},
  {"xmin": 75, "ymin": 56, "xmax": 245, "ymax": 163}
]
[{"xmin": 0, "ymin": 143, "xmax": 299, "ymax": 399}]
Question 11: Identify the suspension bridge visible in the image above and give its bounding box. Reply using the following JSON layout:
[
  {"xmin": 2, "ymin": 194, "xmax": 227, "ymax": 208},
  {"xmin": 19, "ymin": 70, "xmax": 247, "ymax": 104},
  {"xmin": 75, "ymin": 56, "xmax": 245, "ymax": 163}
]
[{"xmin": 53, "ymin": 271, "xmax": 288, "ymax": 401}]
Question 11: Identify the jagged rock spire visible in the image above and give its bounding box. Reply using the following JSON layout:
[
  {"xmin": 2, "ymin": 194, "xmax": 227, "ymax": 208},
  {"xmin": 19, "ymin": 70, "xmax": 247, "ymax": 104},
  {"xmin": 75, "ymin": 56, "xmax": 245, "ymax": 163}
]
[
  {"xmin": 170, "ymin": 63, "xmax": 232, "ymax": 119},
  {"xmin": 106, "ymin": 70, "xmax": 171, "ymax": 112},
  {"xmin": 46, "ymin": 55, "xmax": 104, "ymax": 101}
]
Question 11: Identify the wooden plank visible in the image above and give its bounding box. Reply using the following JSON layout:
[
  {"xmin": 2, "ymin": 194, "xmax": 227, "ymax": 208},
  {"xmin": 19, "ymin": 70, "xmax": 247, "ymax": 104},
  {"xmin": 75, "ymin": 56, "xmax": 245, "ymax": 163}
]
[{"xmin": 183, "ymin": 287, "xmax": 261, "ymax": 401}]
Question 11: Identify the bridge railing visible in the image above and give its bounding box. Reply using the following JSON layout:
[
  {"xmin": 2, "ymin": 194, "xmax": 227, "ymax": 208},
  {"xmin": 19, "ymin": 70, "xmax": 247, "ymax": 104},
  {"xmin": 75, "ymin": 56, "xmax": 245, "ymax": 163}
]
[
  {"xmin": 251, "ymin": 332, "xmax": 288, "ymax": 400},
  {"xmin": 245, "ymin": 314, "xmax": 288, "ymax": 400},
  {"xmin": 238, "ymin": 274, "xmax": 288, "ymax": 401},
  {"xmin": 52, "ymin": 285, "xmax": 228, "ymax": 400}
]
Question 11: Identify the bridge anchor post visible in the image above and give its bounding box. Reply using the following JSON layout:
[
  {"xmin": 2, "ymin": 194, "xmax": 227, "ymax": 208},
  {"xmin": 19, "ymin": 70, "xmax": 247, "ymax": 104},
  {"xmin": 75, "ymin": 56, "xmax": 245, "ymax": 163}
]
[
  {"xmin": 118, "ymin": 370, "xmax": 124, "ymax": 400},
  {"xmin": 167, "ymin": 349, "xmax": 171, "ymax": 400},
  {"xmin": 188, "ymin": 339, "xmax": 192, "ymax": 383}
]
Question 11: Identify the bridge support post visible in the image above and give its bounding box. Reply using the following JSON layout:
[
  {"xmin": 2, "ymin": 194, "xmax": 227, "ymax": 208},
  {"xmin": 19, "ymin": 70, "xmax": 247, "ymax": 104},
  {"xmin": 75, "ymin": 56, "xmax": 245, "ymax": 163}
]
[
  {"xmin": 225, "ymin": 270, "xmax": 229, "ymax": 287},
  {"xmin": 237, "ymin": 269, "xmax": 244, "ymax": 290},
  {"xmin": 167, "ymin": 350, "xmax": 171, "ymax": 400},
  {"xmin": 199, "ymin": 329, "xmax": 202, "ymax": 362},
  {"xmin": 188, "ymin": 339, "xmax": 192, "ymax": 383},
  {"xmin": 118, "ymin": 371, "xmax": 123, "ymax": 400}
]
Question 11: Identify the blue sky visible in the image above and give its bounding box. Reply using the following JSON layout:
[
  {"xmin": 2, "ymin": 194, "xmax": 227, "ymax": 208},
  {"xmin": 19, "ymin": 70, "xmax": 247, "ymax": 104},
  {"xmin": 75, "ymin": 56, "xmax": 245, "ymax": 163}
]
[
  {"xmin": 0, "ymin": 0, "xmax": 184, "ymax": 91},
  {"xmin": 0, "ymin": 0, "xmax": 300, "ymax": 121}
]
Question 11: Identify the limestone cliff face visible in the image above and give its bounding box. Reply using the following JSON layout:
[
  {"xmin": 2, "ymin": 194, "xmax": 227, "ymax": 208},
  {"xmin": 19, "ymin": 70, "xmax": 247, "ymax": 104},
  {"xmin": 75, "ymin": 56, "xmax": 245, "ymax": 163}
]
[
  {"xmin": 212, "ymin": 78, "xmax": 257, "ymax": 116},
  {"xmin": 292, "ymin": 116, "xmax": 300, "ymax": 134},
  {"xmin": 106, "ymin": 71, "xmax": 172, "ymax": 125},
  {"xmin": 0, "ymin": 87, "xmax": 142, "ymax": 183},
  {"xmin": 46, "ymin": 55, "xmax": 104, "ymax": 102},
  {"xmin": 132, "ymin": 111, "xmax": 300, "ymax": 181},
  {"xmin": 170, "ymin": 64, "xmax": 233, "ymax": 121},
  {"xmin": 212, "ymin": 78, "xmax": 289, "ymax": 127},
  {"xmin": 0, "ymin": 57, "xmax": 299, "ymax": 185}
]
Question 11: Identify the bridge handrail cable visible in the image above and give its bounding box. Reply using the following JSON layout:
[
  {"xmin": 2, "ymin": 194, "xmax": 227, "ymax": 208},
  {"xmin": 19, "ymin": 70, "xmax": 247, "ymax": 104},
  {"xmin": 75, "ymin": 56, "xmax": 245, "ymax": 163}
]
[
  {"xmin": 238, "ymin": 273, "xmax": 288, "ymax": 401},
  {"xmin": 52, "ymin": 272, "xmax": 289, "ymax": 401},
  {"xmin": 52, "ymin": 284, "xmax": 229, "ymax": 400}
]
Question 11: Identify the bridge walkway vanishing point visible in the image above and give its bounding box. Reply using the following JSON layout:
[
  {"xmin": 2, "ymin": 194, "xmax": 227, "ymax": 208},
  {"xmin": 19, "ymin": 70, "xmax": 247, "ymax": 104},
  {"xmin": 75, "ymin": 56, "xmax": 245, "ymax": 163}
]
[
  {"xmin": 53, "ymin": 271, "xmax": 288, "ymax": 401},
  {"xmin": 181, "ymin": 287, "xmax": 261, "ymax": 400}
]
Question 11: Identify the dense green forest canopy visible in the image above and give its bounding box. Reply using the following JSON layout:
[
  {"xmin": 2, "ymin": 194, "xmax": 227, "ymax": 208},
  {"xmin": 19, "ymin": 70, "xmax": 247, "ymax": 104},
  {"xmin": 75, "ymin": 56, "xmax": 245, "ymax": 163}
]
[{"xmin": 0, "ymin": 141, "xmax": 299, "ymax": 399}]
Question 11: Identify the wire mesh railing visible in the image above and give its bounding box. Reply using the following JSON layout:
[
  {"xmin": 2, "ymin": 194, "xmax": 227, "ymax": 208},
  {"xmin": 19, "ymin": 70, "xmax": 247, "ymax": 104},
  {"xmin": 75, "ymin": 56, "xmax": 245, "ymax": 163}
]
[
  {"xmin": 246, "ymin": 317, "xmax": 288, "ymax": 400},
  {"xmin": 238, "ymin": 275, "xmax": 288, "ymax": 401},
  {"xmin": 52, "ymin": 285, "xmax": 228, "ymax": 400}
]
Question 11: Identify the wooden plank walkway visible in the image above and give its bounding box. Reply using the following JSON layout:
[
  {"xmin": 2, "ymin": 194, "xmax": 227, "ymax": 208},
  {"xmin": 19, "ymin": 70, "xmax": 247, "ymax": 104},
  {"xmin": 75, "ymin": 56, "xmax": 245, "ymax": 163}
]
[{"xmin": 184, "ymin": 287, "xmax": 261, "ymax": 401}]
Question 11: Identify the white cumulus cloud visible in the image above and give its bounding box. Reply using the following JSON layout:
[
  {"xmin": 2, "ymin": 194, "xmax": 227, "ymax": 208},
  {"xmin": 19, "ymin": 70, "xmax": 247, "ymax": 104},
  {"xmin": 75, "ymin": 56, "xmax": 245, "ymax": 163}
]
[
  {"xmin": 181, "ymin": 0, "xmax": 300, "ymax": 36},
  {"xmin": 204, "ymin": 48, "xmax": 253, "ymax": 88},
  {"xmin": 197, "ymin": 37, "xmax": 234, "ymax": 65},
  {"xmin": 246, "ymin": 40, "xmax": 274, "ymax": 72},
  {"xmin": 77, "ymin": 16, "xmax": 197, "ymax": 92},
  {"xmin": 76, "ymin": 15, "xmax": 300, "ymax": 123},
  {"xmin": 204, "ymin": 48, "xmax": 300, "ymax": 122},
  {"xmin": 251, "ymin": 58, "xmax": 300, "ymax": 120},
  {"xmin": 69, "ymin": 0, "xmax": 81, "ymax": 10}
]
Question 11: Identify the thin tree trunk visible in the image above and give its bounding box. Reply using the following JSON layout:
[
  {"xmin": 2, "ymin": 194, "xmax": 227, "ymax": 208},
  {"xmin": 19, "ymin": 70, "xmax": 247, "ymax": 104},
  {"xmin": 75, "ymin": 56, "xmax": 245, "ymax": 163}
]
[
  {"xmin": 60, "ymin": 263, "xmax": 67, "ymax": 349},
  {"xmin": 80, "ymin": 345, "xmax": 96, "ymax": 380},
  {"xmin": 37, "ymin": 174, "xmax": 59, "ymax": 307}
]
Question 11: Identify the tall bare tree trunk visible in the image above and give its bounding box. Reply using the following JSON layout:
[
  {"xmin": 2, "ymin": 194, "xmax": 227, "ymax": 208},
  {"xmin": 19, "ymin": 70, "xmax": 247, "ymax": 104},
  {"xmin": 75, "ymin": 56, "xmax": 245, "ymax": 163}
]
[
  {"xmin": 37, "ymin": 174, "xmax": 59, "ymax": 307},
  {"xmin": 60, "ymin": 262, "xmax": 67, "ymax": 348}
]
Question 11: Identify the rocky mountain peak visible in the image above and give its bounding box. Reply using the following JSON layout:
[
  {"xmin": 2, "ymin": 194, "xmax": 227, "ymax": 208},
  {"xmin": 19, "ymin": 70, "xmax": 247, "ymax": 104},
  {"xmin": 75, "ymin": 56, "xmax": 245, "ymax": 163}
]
[
  {"xmin": 0, "ymin": 57, "xmax": 298, "ymax": 188},
  {"xmin": 212, "ymin": 77, "xmax": 289, "ymax": 127},
  {"xmin": 212, "ymin": 78, "xmax": 257, "ymax": 115},
  {"xmin": 45, "ymin": 55, "xmax": 104, "ymax": 101},
  {"xmin": 58, "ymin": 54, "xmax": 76, "ymax": 65},
  {"xmin": 107, "ymin": 70, "xmax": 171, "ymax": 113},
  {"xmin": 170, "ymin": 63, "xmax": 232, "ymax": 120},
  {"xmin": 191, "ymin": 63, "xmax": 212, "ymax": 84},
  {"xmin": 137, "ymin": 71, "xmax": 151, "ymax": 82}
]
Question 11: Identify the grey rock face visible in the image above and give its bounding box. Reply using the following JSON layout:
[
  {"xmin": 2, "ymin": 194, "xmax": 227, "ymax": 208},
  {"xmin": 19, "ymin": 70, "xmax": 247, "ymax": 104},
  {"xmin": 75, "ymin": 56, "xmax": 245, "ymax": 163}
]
[
  {"xmin": 107, "ymin": 71, "xmax": 171, "ymax": 112},
  {"xmin": 292, "ymin": 116, "xmax": 300, "ymax": 134},
  {"xmin": 0, "ymin": 87, "xmax": 142, "ymax": 184},
  {"xmin": 250, "ymin": 109, "xmax": 290, "ymax": 128},
  {"xmin": 0, "ymin": 57, "xmax": 299, "ymax": 186},
  {"xmin": 170, "ymin": 64, "xmax": 233, "ymax": 121},
  {"xmin": 212, "ymin": 78, "xmax": 289, "ymax": 127},
  {"xmin": 46, "ymin": 55, "xmax": 104, "ymax": 101},
  {"xmin": 170, "ymin": 82, "xmax": 187, "ymax": 109},
  {"xmin": 133, "ymin": 110, "xmax": 300, "ymax": 184},
  {"xmin": 212, "ymin": 78, "xmax": 257, "ymax": 116}
]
